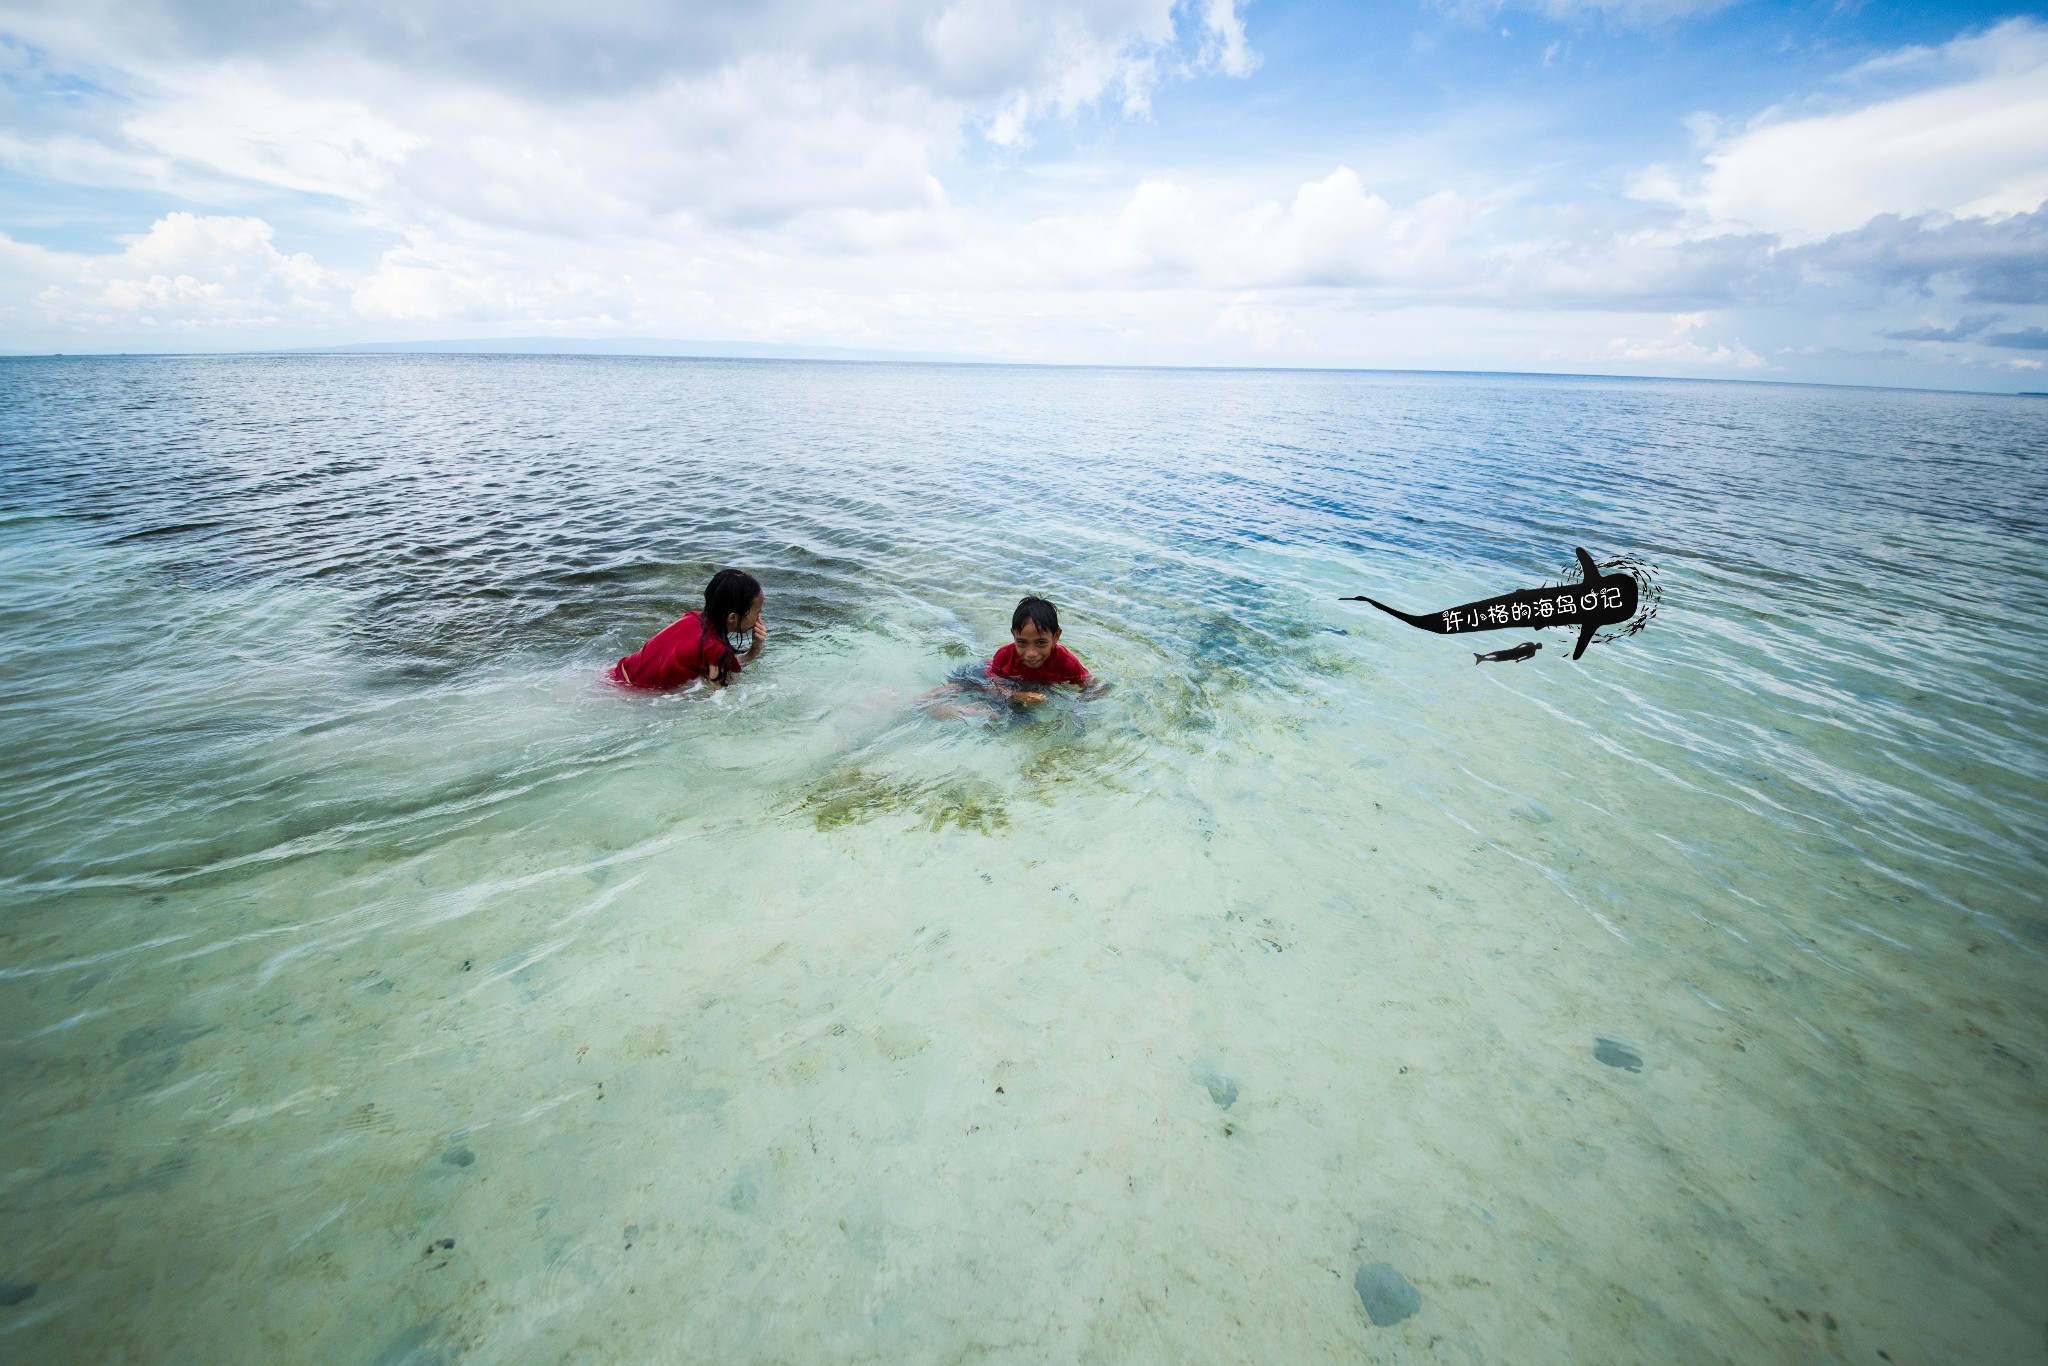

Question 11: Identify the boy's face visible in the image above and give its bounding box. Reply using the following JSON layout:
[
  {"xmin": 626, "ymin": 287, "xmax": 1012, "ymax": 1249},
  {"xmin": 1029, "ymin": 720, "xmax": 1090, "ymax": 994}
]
[{"xmin": 1011, "ymin": 621, "xmax": 1059, "ymax": 669}]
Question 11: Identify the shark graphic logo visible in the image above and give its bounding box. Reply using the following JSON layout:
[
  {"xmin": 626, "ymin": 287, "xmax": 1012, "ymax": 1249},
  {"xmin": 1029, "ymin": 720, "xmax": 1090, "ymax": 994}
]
[{"xmin": 1341, "ymin": 548, "xmax": 1659, "ymax": 660}]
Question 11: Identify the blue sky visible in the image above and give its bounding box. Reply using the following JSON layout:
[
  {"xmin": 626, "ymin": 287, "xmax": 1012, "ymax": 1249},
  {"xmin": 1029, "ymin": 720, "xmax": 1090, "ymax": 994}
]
[{"xmin": 2, "ymin": 0, "xmax": 2045, "ymax": 389}]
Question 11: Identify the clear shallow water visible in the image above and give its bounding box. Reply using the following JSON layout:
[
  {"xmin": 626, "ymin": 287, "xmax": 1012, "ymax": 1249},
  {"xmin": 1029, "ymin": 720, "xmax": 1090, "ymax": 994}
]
[{"xmin": 1, "ymin": 354, "xmax": 2044, "ymax": 1362}]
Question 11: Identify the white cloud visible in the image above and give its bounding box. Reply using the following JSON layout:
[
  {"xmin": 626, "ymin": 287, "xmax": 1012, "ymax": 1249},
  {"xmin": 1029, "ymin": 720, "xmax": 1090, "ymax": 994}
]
[
  {"xmin": 1198, "ymin": 0, "xmax": 1259, "ymax": 78},
  {"xmin": 123, "ymin": 68, "xmax": 424, "ymax": 206},
  {"xmin": 1014, "ymin": 167, "xmax": 1473, "ymax": 292},
  {"xmin": 1, "ymin": 213, "xmax": 350, "ymax": 331},
  {"xmin": 0, "ymin": 0, "xmax": 1251, "ymax": 230},
  {"xmin": 1207, "ymin": 290, "xmax": 1306, "ymax": 349},
  {"xmin": 0, "ymin": 0, "xmax": 1192, "ymax": 101},
  {"xmin": 1607, "ymin": 311, "xmax": 1765, "ymax": 367},
  {"xmin": 1641, "ymin": 18, "xmax": 2048, "ymax": 241}
]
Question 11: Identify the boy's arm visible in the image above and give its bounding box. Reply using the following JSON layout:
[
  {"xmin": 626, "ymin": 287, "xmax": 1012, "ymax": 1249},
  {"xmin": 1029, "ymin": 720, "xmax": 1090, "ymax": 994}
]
[{"xmin": 980, "ymin": 673, "xmax": 1045, "ymax": 704}]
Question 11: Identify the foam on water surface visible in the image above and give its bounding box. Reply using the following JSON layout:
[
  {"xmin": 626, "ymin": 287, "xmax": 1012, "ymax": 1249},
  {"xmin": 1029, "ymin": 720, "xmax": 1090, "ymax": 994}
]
[{"xmin": 1, "ymin": 355, "xmax": 2044, "ymax": 1361}]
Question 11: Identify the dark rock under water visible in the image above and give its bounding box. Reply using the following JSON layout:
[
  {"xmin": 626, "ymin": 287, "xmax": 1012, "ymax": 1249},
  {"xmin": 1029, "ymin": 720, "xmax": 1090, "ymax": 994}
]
[
  {"xmin": 1355, "ymin": 1261, "xmax": 1420, "ymax": 1325},
  {"xmin": 1594, "ymin": 1038, "xmax": 1644, "ymax": 1072}
]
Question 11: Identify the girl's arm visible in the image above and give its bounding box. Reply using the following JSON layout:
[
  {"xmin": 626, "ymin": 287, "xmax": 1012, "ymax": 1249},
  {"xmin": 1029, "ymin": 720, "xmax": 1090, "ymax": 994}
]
[{"xmin": 703, "ymin": 637, "xmax": 736, "ymax": 688}]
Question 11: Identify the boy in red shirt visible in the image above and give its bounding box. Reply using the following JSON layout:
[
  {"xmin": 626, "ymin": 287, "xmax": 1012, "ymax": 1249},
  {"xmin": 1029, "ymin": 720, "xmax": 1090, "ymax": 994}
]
[
  {"xmin": 984, "ymin": 596, "xmax": 1090, "ymax": 703},
  {"xmin": 921, "ymin": 596, "xmax": 1091, "ymax": 720}
]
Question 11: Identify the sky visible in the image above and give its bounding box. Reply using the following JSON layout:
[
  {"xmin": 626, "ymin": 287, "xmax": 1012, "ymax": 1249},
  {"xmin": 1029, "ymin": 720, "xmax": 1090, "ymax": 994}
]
[{"xmin": 2, "ymin": 0, "xmax": 2046, "ymax": 390}]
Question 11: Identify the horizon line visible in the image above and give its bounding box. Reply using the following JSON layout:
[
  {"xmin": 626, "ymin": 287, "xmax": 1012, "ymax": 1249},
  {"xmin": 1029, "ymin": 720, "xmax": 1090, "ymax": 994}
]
[{"xmin": 0, "ymin": 340, "xmax": 2037, "ymax": 399}]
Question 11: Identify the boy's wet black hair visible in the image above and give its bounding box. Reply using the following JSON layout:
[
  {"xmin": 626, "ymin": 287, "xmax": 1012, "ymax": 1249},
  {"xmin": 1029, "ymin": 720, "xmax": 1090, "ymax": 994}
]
[
  {"xmin": 1011, "ymin": 596, "xmax": 1061, "ymax": 635},
  {"xmin": 704, "ymin": 568, "xmax": 762, "ymax": 636}
]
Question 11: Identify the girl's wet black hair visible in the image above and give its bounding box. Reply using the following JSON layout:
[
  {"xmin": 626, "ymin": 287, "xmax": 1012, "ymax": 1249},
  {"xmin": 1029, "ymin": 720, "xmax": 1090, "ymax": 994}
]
[
  {"xmin": 1012, "ymin": 596, "xmax": 1060, "ymax": 635},
  {"xmin": 704, "ymin": 568, "xmax": 762, "ymax": 636}
]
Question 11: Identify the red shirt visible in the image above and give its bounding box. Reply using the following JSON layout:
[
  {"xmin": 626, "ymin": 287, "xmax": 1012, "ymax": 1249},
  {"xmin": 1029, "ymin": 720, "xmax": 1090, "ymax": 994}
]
[
  {"xmin": 609, "ymin": 611, "xmax": 740, "ymax": 690},
  {"xmin": 987, "ymin": 643, "xmax": 1090, "ymax": 687}
]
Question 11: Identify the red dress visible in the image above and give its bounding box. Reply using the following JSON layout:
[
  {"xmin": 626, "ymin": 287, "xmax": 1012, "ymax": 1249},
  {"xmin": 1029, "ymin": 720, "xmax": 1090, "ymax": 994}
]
[
  {"xmin": 609, "ymin": 611, "xmax": 740, "ymax": 690},
  {"xmin": 987, "ymin": 643, "xmax": 1090, "ymax": 686}
]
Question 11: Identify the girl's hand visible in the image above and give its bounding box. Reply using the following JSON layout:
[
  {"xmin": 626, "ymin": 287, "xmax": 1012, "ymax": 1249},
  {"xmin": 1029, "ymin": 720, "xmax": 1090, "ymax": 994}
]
[
  {"xmin": 1016, "ymin": 690, "xmax": 1046, "ymax": 705},
  {"xmin": 746, "ymin": 620, "xmax": 767, "ymax": 660}
]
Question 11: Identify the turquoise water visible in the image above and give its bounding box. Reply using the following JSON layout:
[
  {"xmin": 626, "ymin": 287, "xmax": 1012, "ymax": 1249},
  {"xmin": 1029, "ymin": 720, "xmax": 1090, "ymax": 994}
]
[{"xmin": 2, "ymin": 355, "xmax": 2044, "ymax": 1362}]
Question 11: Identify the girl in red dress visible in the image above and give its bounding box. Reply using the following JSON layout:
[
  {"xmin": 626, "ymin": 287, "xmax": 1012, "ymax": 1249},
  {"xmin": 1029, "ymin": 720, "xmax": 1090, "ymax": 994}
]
[{"xmin": 610, "ymin": 568, "xmax": 765, "ymax": 690}]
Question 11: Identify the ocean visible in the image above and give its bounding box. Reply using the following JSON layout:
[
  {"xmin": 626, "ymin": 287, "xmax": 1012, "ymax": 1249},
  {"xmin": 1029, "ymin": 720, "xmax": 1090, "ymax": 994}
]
[{"xmin": 2, "ymin": 354, "xmax": 2043, "ymax": 1361}]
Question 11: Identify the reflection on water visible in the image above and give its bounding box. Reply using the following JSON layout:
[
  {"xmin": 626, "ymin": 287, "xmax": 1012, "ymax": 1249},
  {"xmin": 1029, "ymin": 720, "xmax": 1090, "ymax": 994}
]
[{"xmin": 2, "ymin": 355, "xmax": 2044, "ymax": 1361}]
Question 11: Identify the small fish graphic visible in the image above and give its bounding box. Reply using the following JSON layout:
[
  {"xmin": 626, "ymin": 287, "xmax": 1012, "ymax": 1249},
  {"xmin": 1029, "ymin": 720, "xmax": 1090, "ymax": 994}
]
[
  {"xmin": 1474, "ymin": 642, "xmax": 1540, "ymax": 664},
  {"xmin": 1342, "ymin": 547, "xmax": 1647, "ymax": 660}
]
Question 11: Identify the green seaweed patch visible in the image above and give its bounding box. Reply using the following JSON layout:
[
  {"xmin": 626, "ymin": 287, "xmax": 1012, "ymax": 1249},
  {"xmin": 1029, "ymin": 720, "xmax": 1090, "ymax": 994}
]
[
  {"xmin": 1297, "ymin": 639, "xmax": 1357, "ymax": 677},
  {"xmin": 794, "ymin": 767, "xmax": 1012, "ymax": 835},
  {"xmin": 1018, "ymin": 735, "xmax": 1137, "ymax": 801}
]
